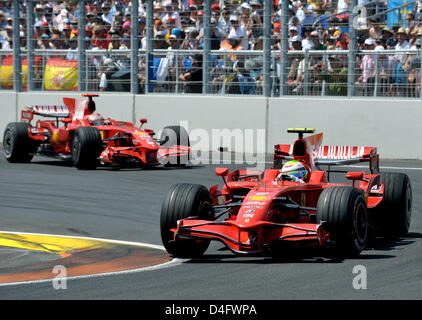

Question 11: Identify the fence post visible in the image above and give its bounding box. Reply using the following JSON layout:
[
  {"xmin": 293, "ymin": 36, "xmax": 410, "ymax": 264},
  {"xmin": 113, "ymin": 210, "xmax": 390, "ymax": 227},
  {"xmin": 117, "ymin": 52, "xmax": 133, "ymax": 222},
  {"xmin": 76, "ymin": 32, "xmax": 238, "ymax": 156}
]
[
  {"xmin": 304, "ymin": 49, "xmax": 309, "ymax": 95},
  {"xmin": 78, "ymin": 0, "xmax": 86, "ymax": 92},
  {"xmin": 26, "ymin": 1, "xmax": 34, "ymax": 91},
  {"xmin": 146, "ymin": 0, "xmax": 153, "ymax": 93},
  {"xmin": 263, "ymin": 0, "xmax": 272, "ymax": 97},
  {"xmin": 279, "ymin": 0, "xmax": 289, "ymax": 96},
  {"xmin": 131, "ymin": 0, "xmax": 139, "ymax": 94},
  {"xmin": 348, "ymin": 0, "xmax": 357, "ymax": 97},
  {"xmin": 13, "ymin": 0, "xmax": 21, "ymax": 92},
  {"xmin": 203, "ymin": 0, "xmax": 211, "ymax": 94}
]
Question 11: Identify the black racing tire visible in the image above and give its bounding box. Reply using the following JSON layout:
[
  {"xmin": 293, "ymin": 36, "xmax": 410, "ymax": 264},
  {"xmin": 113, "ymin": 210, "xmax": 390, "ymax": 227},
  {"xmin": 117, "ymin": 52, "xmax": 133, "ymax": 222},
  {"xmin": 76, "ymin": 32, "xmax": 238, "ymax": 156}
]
[
  {"xmin": 372, "ymin": 172, "xmax": 412, "ymax": 238},
  {"xmin": 72, "ymin": 126, "xmax": 103, "ymax": 170},
  {"xmin": 316, "ymin": 186, "xmax": 368, "ymax": 256},
  {"xmin": 160, "ymin": 183, "xmax": 214, "ymax": 257},
  {"xmin": 2, "ymin": 122, "xmax": 37, "ymax": 163},
  {"xmin": 160, "ymin": 125, "xmax": 190, "ymax": 167}
]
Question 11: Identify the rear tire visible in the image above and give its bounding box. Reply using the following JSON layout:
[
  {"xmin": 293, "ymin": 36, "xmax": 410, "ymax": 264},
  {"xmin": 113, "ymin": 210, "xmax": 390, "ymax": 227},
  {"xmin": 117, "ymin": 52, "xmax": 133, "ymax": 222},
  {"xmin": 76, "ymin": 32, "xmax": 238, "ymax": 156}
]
[
  {"xmin": 160, "ymin": 183, "xmax": 214, "ymax": 257},
  {"xmin": 160, "ymin": 125, "xmax": 190, "ymax": 167},
  {"xmin": 316, "ymin": 187, "xmax": 368, "ymax": 256},
  {"xmin": 72, "ymin": 127, "xmax": 103, "ymax": 170},
  {"xmin": 3, "ymin": 122, "xmax": 37, "ymax": 163},
  {"xmin": 372, "ymin": 172, "xmax": 412, "ymax": 237}
]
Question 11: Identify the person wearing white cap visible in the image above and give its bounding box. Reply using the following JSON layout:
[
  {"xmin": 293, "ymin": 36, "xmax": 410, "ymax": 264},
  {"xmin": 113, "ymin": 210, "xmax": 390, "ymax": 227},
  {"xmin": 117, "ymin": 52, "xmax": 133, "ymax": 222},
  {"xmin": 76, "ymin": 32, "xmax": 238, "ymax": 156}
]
[
  {"xmin": 364, "ymin": 38, "xmax": 375, "ymax": 47},
  {"xmin": 358, "ymin": 38, "xmax": 376, "ymax": 95},
  {"xmin": 295, "ymin": 0, "xmax": 315, "ymax": 27},
  {"xmin": 228, "ymin": 14, "xmax": 248, "ymax": 49}
]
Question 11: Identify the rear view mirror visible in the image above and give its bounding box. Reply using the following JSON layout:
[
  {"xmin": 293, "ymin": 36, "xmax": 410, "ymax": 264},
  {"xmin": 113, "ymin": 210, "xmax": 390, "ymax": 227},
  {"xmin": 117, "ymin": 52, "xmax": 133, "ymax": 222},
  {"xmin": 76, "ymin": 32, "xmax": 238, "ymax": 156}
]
[
  {"xmin": 346, "ymin": 171, "xmax": 364, "ymax": 181},
  {"xmin": 215, "ymin": 168, "xmax": 229, "ymax": 177}
]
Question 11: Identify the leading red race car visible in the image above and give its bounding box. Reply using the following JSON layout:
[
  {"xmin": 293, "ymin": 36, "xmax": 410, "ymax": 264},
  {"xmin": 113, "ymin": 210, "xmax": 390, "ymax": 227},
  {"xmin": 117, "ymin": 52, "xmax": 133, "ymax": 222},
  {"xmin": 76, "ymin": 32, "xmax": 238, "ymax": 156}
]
[
  {"xmin": 160, "ymin": 128, "xmax": 412, "ymax": 258},
  {"xmin": 2, "ymin": 94, "xmax": 190, "ymax": 169}
]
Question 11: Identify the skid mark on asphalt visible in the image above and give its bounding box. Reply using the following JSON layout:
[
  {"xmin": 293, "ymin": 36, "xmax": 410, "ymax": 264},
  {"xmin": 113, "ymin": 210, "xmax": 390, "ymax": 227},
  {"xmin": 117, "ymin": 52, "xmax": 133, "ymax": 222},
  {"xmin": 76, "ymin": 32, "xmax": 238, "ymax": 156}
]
[{"xmin": 0, "ymin": 231, "xmax": 176, "ymax": 286}]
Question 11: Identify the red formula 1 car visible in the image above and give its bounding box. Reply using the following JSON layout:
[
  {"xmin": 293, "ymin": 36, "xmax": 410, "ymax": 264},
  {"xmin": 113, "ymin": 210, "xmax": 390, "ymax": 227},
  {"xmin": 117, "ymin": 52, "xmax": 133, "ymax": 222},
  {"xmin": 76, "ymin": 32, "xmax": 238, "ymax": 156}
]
[
  {"xmin": 160, "ymin": 128, "xmax": 412, "ymax": 258},
  {"xmin": 2, "ymin": 94, "xmax": 190, "ymax": 169}
]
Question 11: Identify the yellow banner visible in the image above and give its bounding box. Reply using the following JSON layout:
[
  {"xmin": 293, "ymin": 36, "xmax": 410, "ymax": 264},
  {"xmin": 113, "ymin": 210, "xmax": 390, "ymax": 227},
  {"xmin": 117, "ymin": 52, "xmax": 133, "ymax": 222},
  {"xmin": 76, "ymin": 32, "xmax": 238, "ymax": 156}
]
[
  {"xmin": 0, "ymin": 56, "xmax": 35, "ymax": 89},
  {"xmin": 44, "ymin": 58, "xmax": 78, "ymax": 91}
]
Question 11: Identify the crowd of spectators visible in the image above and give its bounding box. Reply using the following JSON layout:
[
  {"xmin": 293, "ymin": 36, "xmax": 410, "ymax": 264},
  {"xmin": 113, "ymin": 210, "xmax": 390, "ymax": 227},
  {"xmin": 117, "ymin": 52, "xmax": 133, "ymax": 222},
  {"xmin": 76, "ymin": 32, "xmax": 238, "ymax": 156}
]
[{"xmin": 0, "ymin": 0, "xmax": 421, "ymax": 96}]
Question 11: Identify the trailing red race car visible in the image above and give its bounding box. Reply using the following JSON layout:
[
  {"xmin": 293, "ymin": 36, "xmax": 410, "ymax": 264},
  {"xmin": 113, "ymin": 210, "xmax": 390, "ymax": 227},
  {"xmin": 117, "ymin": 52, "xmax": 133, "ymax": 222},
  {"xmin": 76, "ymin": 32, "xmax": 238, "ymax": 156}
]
[
  {"xmin": 2, "ymin": 94, "xmax": 190, "ymax": 169},
  {"xmin": 160, "ymin": 128, "xmax": 413, "ymax": 258}
]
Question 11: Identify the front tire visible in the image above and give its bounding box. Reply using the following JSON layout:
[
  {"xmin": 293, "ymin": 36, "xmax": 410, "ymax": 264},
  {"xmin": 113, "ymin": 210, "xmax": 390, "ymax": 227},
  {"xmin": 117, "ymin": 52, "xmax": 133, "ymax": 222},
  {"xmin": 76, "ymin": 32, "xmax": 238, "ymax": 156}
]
[
  {"xmin": 3, "ymin": 122, "xmax": 37, "ymax": 163},
  {"xmin": 160, "ymin": 183, "xmax": 214, "ymax": 257},
  {"xmin": 372, "ymin": 172, "xmax": 412, "ymax": 237},
  {"xmin": 160, "ymin": 125, "xmax": 190, "ymax": 167},
  {"xmin": 72, "ymin": 127, "xmax": 103, "ymax": 170},
  {"xmin": 317, "ymin": 187, "xmax": 368, "ymax": 256}
]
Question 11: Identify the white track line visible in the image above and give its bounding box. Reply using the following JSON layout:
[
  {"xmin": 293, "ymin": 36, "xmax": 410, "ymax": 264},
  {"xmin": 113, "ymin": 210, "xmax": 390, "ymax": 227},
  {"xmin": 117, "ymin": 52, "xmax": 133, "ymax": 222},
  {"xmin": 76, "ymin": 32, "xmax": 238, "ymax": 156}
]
[{"xmin": 0, "ymin": 231, "xmax": 183, "ymax": 287}]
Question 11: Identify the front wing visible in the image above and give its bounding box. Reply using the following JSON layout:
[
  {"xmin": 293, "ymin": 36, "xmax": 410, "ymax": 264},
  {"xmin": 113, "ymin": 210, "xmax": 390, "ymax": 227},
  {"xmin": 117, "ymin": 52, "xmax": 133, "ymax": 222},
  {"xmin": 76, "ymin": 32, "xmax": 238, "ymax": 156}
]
[{"xmin": 174, "ymin": 218, "xmax": 329, "ymax": 255}]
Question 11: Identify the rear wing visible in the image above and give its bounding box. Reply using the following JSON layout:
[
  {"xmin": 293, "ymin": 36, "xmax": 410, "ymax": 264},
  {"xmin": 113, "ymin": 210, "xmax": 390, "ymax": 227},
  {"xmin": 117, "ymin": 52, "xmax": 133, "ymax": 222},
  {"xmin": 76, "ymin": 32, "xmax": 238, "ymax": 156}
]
[
  {"xmin": 274, "ymin": 129, "xmax": 379, "ymax": 174},
  {"xmin": 21, "ymin": 105, "xmax": 70, "ymax": 123},
  {"xmin": 21, "ymin": 96, "xmax": 91, "ymax": 123}
]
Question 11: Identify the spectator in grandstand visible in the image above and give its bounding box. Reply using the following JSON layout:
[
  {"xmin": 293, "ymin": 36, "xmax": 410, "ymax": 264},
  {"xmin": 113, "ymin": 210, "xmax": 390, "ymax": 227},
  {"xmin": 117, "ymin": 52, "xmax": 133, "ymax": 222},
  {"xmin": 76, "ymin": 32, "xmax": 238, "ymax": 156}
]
[
  {"xmin": 198, "ymin": 18, "xmax": 224, "ymax": 50},
  {"xmin": 405, "ymin": 13, "xmax": 419, "ymax": 38},
  {"xmin": 99, "ymin": 57, "xmax": 120, "ymax": 92},
  {"xmin": 0, "ymin": 10, "xmax": 6, "ymax": 30},
  {"xmin": 252, "ymin": 35, "xmax": 264, "ymax": 51},
  {"xmin": 218, "ymin": 7, "xmax": 232, "ymax": 37},
  {"xmin": 287, "ymin": 36, "xmax": 306, "ymax": 94},
  {"xmin": 101, "ymin": 2, "xmax": 114, "ymax": 26},
  {"xmin": 333, "ymin": 0, "xmax": 349, "ymax": 15},
  {"xmin": 195, "ymin": 10, "xmax": 204, "ymax": 34},
  {"xmin": 50, "ymin": 31, "xmax": 64, "ymax": 50},
  {"xmin": 405, "ymin": 38, "xmax": 422, "ymax": 96},
  {"xmin": 66, "ymin": 35, "xmax": 79, "ymax": 60},
  {"xmin": 228, "ymin": 59, "xmax": 258, "ymax": 95},
  {"xmin": 310, "ymin": 30, "xmax": 326, "ymax": 50},
  {"xmin": 1, "ymin": 25, "xmax": 11, "ymax": 50},
  {"xmin": 374, "ymin": 46, "xmax": 395, "ymax": 97},
  {"xmin": 249, "ymin": 0, "xmax": 263, "ymax": 39},
  {"xmin": 179, "ymin": 53, "xmax": 203, "ymax": 94},
  {"xmin": 62, "ymin": 24, "xmax": 72, "ymax": 49},
  {"xmin": 162, "ymin": 0, "xmax": 181, "ymax": 28},
  {"xmin": 368, "ymin": 19, "xmax": 382, "ymax": 40},
  {"xmin": 382, "ymin": 26, "xmax": 397, "ymax": 49},
  {"xmin": 318, "ymin": 54, "xmax": 348, "ymax": 96},
  {"xmin": 228, "ymin": 14, "xmax": 248, "ymax": 49},
  {"xmin": 39, "ymin": 33, "xmax": 51, "ymax": 50},
  {"xmin": 335, "ymin": 31, "xmax": 349, "ymax": 50},
  {"xmin": 325, "ymin": 36, "xmax": 337, "ymax": 50},
  {"xmin": 289, "ymin": 14, "xmax": 302, "ymax": 41},
  {"xmin": 394, "ymin": 27, "xmax": 411, "ymax": 64},
  {"xmin": 295, "ymin": 0, "xmax": 316, "ymax": 27},
  {"xmin": 154, "ymin": 30, "xmax": 169, "ymax": 49},
  {"xmin": 357, "ymin": 38, "xmax": 376, "ymax": 96},
  {"xmin": 211, "ymin": 3, "xmax": 221, "ymax": 21},
  {"xmin": 92, "ymin": 25, "xmax": 110, "ymax": 49},
  {"xmin": 301, "ymin": 26, "xmax": 314, "ymax": 50},
  {"xmin": 310, "ymin": 0, "xmax": 332, "ymax": 16},
  {"xmin": 180, "ymin": 29, "xmax": 200, "ymax": 50}
]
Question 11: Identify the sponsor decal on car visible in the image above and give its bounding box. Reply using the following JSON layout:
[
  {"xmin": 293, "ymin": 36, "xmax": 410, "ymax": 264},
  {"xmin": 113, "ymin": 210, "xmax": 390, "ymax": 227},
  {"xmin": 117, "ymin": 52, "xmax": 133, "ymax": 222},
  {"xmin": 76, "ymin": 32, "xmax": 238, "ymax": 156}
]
[{"xmin": 248, "ymin": 195, "xmax": 269, "ymax": 201}]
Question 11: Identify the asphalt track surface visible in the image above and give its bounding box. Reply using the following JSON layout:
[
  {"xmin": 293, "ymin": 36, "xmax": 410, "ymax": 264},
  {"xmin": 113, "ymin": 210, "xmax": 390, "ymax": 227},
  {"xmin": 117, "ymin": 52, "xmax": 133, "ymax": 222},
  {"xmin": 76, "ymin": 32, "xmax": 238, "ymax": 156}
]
[{"xmin": 0, "ymin": 154, "xmax": 421, "ymax": 300}]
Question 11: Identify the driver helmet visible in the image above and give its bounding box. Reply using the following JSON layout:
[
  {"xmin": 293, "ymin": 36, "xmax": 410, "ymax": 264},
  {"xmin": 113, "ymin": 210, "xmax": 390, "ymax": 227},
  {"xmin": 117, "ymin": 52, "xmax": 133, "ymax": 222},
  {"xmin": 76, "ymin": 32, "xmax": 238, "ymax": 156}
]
[
  {"xmin": 280, "ymin": 160, "xmax": 309, "ymax": 181},
  {"xmin": 87, "ymin": 113, "xmax": 104, "ymax": 125}
]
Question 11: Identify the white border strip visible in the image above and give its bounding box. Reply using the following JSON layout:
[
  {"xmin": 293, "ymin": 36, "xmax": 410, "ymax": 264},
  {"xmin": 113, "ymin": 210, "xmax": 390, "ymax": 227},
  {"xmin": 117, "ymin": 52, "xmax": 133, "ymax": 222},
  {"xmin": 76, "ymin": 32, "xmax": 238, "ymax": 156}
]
[{"xmin": 0, "ymin": 231, "xmax": 183, "ymax": 287}]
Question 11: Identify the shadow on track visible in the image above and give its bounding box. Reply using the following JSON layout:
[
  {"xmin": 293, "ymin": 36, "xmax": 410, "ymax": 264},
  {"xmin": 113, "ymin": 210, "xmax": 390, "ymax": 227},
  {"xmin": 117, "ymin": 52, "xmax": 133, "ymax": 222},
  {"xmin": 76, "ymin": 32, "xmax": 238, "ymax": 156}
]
[{"xmin": 184, "ymin": 233, "xmax": 421, "ymax": 264}]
